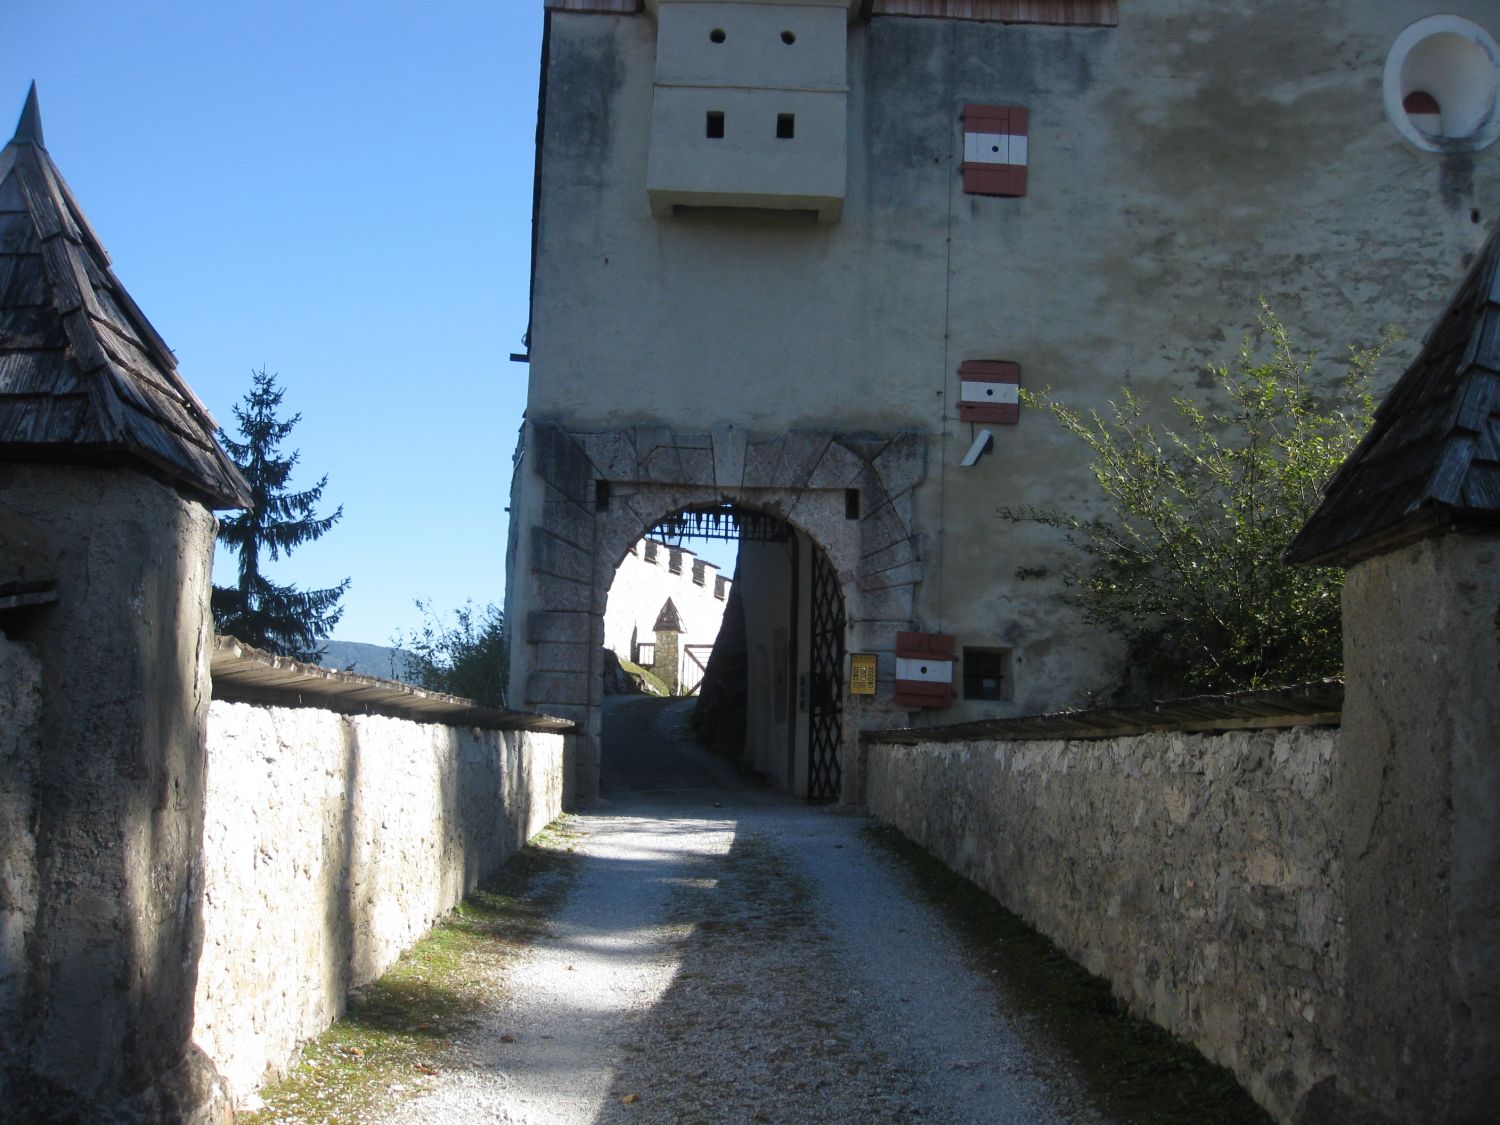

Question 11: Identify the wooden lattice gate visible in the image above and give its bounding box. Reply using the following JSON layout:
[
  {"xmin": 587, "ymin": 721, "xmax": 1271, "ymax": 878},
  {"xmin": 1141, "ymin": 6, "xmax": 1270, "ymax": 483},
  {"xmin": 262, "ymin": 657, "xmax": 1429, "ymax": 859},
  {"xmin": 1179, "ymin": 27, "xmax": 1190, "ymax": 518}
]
[{"xmin": 807, "ymin": 545, "xmax": 845, "ymax": 801}]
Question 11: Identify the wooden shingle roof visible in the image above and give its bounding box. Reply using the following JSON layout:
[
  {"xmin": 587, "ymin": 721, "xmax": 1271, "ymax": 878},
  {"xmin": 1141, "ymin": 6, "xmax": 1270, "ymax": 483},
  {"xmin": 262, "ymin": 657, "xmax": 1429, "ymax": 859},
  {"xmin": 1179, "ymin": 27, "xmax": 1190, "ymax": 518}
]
[
  {"xmin": 0, "ymin": 85, "xmax": 249, "ymax": 509},
  {"xmin": 1286, "ymin": 227, "xmax": 1500, "ymax": 566},
  {"xmin": 653, "ymin": 597, "xmax": 683, "ymax": 632}
]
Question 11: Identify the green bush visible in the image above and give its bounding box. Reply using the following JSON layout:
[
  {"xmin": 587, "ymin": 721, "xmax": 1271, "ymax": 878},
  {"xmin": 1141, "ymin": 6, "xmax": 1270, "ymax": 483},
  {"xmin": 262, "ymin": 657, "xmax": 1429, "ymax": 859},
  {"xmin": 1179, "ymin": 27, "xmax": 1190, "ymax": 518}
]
[
  {"xmin": 1002, "ymin": 305, "xmax": 1395, "ymax": 697},
  {"xmin": 395, "ymin": 599, "xmax": 507, "ymax": 707}
]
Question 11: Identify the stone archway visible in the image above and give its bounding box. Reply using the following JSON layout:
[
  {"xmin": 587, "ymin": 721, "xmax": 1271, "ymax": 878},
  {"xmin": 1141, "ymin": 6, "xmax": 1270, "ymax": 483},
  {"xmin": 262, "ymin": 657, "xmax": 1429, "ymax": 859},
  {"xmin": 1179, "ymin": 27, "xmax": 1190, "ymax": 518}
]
[{"xmin": 508, "ymin": 421, "xmax": 927, "ymax": 805}]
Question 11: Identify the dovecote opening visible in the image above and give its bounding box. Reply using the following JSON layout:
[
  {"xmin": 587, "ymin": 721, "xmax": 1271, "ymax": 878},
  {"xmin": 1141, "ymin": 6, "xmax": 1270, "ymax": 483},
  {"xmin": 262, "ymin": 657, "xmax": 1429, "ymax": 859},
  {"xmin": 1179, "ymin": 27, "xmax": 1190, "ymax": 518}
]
[{"xmin": 645, "ymin": 0, "xmax": 848, "ymax": 222}]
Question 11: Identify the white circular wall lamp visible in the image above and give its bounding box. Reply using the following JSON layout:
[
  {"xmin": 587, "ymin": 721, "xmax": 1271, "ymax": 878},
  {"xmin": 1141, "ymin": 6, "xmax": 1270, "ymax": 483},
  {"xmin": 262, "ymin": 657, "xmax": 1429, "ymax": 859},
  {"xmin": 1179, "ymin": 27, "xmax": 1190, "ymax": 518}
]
[{"xmin": 1383, "ymin": 15, "xmax": 1500, "ymax": 152}]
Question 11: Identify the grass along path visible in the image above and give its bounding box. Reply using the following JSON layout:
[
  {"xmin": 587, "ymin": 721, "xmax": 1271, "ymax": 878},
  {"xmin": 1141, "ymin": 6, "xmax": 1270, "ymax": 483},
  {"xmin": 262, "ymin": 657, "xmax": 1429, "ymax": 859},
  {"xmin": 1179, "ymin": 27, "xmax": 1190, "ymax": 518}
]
[
  {"xmin": 863, "ymin": 825, "xmax": 1272, "ymax": 1124},
  {"xmin": 238, "ymin": 818, "xmax": 585, "ymax": 1125}
]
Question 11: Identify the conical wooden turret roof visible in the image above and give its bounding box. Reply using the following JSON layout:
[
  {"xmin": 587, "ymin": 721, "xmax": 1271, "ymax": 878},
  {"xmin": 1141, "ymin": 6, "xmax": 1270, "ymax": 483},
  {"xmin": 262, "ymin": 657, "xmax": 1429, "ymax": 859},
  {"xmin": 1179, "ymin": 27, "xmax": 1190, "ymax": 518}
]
[
  {"xmin": 1286, "ymin": 227, "xmax": 1500, "ymax": 566},
  {"xmin": 654, "ymin": 597, "xmax": 683, "ymax": 632},
  {"xmin": 0, "ymin": 85, "xmax": 250, "ymax": 508}
]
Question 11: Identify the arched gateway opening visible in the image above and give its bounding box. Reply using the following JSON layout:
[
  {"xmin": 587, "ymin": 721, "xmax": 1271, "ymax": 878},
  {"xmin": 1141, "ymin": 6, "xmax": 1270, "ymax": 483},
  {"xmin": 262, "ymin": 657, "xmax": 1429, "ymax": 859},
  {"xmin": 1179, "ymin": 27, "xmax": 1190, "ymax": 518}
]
[
  {"xmin": 604, "ymin": 504, "xmax": 847, "ymax": 800},
  {"xmin": 507, "ymin": 422, "xmax": 927, "ymax": 807}
]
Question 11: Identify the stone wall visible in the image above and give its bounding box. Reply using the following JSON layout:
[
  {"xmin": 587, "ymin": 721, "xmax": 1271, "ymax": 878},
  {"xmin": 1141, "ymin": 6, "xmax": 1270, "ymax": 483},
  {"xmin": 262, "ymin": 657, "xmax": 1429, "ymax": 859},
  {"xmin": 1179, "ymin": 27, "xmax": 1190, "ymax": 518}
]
[
  {"xmin": 0, "ymin": 465, "xmax": 225, "ymax": 1122},
  {"xmin": 192, "ymin": 701, "xmax": 566, "ymax": 1104},
  {"xmin": 0, "ymin": 633, "xmax": 40, "ymax": 1045},
  {"xmin": 1333, "ymin": 534, "xmax": 1500, "ymax": 1123},
  {"xmin": 866, "ymin": 725, "xmax": 1342, "ymax": 1123}
]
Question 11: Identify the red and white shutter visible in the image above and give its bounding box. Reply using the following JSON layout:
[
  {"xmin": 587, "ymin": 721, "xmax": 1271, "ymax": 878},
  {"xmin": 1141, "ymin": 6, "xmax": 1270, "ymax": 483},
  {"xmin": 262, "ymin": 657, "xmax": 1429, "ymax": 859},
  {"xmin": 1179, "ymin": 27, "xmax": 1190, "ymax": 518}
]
[
  {"xmin": 959, "ymin": 360, "xmax": 1020, "ymax": 424},
  {"xmin": 962, "ymin": 104, "xmax": 1028, "ymax": 197},
  {"xmin": 893, "ymin": 631, "xmax": 955, "ymax": 709}
]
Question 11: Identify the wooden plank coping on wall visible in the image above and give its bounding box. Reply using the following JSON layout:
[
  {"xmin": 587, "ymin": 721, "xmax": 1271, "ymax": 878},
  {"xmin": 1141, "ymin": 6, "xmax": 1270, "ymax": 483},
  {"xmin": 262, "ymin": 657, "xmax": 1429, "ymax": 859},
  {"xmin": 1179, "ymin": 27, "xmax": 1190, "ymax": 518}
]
[
  {"xmin": 544, "ymin": 0, "xmax": 643, "ymax": 12},
  {"xmin": 870, "ymin": 1, "xmax": 1118, "ymax": 26},
  {"xmin": 210, "ymin": 636, "xmax": 577, "ymax": 734},
  {"xmin": 542, "ymin": 1, "xmax": 1119, "ymax": 22},
  {"xmin": 863, "ymin": 679, "xmax": 1344, "ymax": 744}
]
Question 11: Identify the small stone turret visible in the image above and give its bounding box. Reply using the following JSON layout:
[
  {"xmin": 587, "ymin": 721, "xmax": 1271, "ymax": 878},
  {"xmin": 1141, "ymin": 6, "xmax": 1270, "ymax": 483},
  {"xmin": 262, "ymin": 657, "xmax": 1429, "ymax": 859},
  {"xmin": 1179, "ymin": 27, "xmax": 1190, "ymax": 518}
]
[
  {"xmin": 1287, "ymin": 225, "xmax": 1500, "ymax": 1124},
  {"xmin": 652, "ymin": 596, "xmax": 684, "ymax": 694},
  {"xmin": 0, "ymin": 85, "xmax": 243, "ymax": 1122}
]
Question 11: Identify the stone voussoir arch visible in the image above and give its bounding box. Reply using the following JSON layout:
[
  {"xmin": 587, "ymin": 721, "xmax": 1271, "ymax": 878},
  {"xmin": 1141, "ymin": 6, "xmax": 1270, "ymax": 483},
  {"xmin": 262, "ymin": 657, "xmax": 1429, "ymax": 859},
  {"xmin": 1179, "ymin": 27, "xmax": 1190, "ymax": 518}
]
[{"xmin": 519, "ymin": 420, "xmax": 928, "ymax": 802}]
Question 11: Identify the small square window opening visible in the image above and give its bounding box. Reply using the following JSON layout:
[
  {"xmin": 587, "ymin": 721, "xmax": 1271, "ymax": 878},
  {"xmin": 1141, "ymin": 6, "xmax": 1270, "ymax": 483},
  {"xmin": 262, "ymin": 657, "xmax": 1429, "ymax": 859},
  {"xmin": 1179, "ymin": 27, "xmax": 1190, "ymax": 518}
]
[
  {"xmin": 706, "ymin": 111, "xmax": 725, "ymax": 139},
  {"xmin": 776, "ymin": 113, "xmax": 795, "ymax": 139},
  {"xmin": 963, "ymin": 646, "xmax": 1014, "ymax": 701}
]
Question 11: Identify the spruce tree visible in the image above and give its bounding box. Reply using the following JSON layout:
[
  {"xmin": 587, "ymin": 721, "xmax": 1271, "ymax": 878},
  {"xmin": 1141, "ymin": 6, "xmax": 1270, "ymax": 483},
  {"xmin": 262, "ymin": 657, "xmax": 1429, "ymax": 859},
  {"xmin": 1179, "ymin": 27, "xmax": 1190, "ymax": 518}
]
[{"xmin": 212, "ymin": 367, "xmax": 349, "ymax": 662}]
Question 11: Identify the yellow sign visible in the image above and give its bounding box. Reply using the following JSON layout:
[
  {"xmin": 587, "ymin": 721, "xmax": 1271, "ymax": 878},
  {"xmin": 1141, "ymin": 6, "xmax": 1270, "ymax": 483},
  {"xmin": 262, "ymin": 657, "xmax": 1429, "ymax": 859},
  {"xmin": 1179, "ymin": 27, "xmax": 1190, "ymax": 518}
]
[{"xmin": 849, "ymin": 652, "xmax": 877, "ymax": 696}]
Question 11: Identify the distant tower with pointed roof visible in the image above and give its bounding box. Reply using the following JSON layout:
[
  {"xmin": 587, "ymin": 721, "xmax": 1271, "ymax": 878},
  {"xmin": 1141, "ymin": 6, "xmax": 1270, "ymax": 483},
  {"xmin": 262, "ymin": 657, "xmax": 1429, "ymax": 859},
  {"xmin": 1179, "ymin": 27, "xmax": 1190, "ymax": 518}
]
[
  {"xmin": 0, "ymin": 86, "xmax": 235, "ymax": 1121},
  {"xmin": 652, "ymin": 595, "xmax": 684, "ymax": 693}
]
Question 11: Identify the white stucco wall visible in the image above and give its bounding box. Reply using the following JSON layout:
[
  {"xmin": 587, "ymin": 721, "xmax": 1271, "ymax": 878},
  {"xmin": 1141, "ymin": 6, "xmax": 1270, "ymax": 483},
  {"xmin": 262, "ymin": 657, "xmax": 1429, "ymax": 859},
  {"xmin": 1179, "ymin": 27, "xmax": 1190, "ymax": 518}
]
[
  {"xmin": 192, "ymin": 702, "xmax": 565, "ymax": 1104},
  {"xmin": 523, "ymin": 1, "xmax": 1500, "ymax": 719}
]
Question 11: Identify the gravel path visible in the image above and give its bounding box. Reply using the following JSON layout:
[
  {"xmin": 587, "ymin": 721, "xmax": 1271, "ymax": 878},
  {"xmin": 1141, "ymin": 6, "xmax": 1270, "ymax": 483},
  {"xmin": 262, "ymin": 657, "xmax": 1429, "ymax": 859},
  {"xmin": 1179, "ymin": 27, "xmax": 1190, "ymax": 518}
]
[{"xmin": 377, "ymin": 697, "xmax": 1112, "ymax": 1124}]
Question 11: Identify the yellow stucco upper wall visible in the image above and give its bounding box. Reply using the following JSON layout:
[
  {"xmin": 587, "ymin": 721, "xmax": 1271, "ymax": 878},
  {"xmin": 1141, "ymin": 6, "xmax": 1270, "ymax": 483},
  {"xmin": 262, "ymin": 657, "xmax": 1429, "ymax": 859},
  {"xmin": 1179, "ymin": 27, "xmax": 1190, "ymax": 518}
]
[
  {"xmin": 525, "ymin": 0, "xmax": 1500, "ymax": 712},
  {"xmin": 532, "ymin": 1, "xmax": 1498, "ymax": 430}
]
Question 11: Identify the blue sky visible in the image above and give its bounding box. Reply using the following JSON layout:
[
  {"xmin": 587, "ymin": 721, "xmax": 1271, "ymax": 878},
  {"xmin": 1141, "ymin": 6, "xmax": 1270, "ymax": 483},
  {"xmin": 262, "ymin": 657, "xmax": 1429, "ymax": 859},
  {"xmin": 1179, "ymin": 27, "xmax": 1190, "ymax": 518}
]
[
  {"xmin": 4, "ymin": 1, "xmax": 543, "ymax": 644},
  {"xmin": 5, "ymin": 1, "xmax": 735, "ymax": 646},
  {"xmin": 6, "ymin": 1, "xmax": 738, "ymax": 647}
]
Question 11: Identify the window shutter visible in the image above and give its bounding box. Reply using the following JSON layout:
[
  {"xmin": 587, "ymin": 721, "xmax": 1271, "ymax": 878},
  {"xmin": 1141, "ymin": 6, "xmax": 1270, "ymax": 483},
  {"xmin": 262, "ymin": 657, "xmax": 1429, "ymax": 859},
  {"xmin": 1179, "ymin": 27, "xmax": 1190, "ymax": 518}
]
[
  {"xmin": 962, "ymin": 104, "xmax": 1028, "ymax": 197},
  {"xmin": 958, "ymin": 360, "xmax": 1021, "ymax": 424},
  {"xmin": 893, "ymin": 631, "xmax": 956, "ymax": 708}
]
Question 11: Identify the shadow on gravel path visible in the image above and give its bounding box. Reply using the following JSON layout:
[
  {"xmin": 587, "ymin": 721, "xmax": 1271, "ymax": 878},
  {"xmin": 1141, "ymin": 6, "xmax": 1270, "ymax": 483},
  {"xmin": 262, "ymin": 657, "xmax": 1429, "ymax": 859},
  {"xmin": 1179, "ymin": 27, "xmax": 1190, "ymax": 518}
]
[
  {"xmin": 585, "ymin": 697, "xmax": 1087, "ymax": 1124},
  {"xmin": 598, "ymin": 695, "xmax": 778, "ymax": 809},
  {"xmin": 586, "ymin": 695, "xmax": 1268, "ymax": 1125},
  {"xmin": 339, "ymin": 694, "xmax": 1273, "ymax": 1125}
]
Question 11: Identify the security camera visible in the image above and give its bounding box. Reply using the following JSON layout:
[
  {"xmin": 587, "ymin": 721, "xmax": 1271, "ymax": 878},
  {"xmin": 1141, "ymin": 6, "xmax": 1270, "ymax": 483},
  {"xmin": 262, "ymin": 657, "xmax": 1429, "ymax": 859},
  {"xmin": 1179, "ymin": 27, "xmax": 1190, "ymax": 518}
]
[{"xmin": 960, "ymin": 429, "xmax": 994, "ymax": 467}]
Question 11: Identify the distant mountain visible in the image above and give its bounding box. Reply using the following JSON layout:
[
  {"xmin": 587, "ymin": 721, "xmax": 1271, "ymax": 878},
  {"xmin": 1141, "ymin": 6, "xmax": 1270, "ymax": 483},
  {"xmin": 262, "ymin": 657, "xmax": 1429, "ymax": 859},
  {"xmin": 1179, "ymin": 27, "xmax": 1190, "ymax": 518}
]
[{"xmin": 319, "ymin": 640, "xmax": 418, "ymax": 683}]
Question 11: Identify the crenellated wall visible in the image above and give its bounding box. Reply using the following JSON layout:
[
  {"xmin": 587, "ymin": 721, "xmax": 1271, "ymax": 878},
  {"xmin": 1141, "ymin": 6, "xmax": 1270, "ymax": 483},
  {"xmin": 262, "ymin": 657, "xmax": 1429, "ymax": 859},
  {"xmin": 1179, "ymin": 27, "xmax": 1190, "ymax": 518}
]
[{"xmin": 604, "ymin": 537, "xmax": 730, "ymax": 692}]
